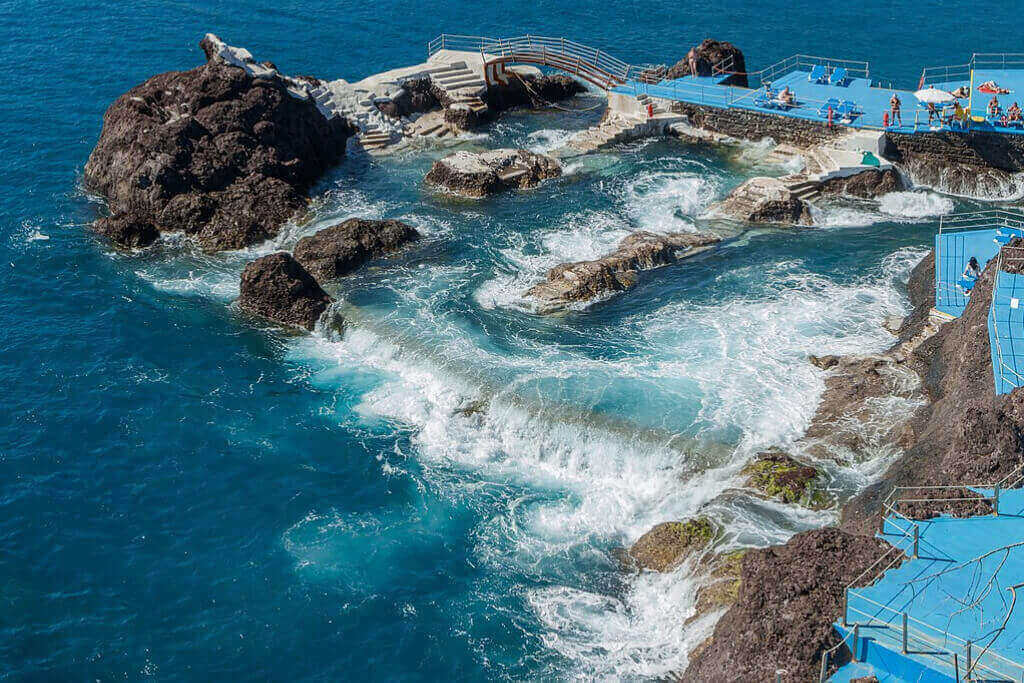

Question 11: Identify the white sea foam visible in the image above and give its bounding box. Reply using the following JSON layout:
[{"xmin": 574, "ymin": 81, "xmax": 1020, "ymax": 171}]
[
  {"xmin": 619, "ymin": 170, "xmax": 720, "ymax": 234},
  {"xmin": 813, "ymin": 190, "xmax": 954, "ymax": 227},
  {"xmin": 526, "ymin": 128, "xmax": 575, "ymax": 153}
]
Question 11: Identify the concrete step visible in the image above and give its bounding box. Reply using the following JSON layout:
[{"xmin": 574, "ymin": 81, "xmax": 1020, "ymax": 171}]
[
  {"xmin": 416, "ymin": 121, "xmax": 444, "ymax": 136},
  {"xmin": 435, "ymin": 71, "xmax": 477, "ymax": 83}
]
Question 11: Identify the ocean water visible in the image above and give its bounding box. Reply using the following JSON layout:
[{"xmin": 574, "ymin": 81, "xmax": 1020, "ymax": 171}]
[{"xmin": 0, "ymin": 1, "xmax": 1016, "ymax": 679}]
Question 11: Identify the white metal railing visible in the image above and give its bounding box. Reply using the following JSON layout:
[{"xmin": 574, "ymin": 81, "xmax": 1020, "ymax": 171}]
[
  {"xmin": 990, "ymin": 244, "xmax": 1024, "ymax": 392},
  {"xmin": 749, "ymin": 54, "xmax": 870, "ymax": 88},
  {"xmin": 836, "ymin": 464, "xmax": 1024, "ymax": 680},
  {"xmin": 427, "ymin": 34, "xmax": 633, "ymax": 87},
  {"xmin": 919, "ymin": 53, "xmax": 1024, "ymax": 89},
  {"xmin": 935, "ymin": 210, "xmax": 1024, "ymax": 315}
]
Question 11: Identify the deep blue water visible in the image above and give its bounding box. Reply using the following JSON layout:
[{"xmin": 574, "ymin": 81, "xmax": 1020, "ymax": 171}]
[{"xmin": 1, "ymin": 0, "xmax": 1018, "ymax": 680}]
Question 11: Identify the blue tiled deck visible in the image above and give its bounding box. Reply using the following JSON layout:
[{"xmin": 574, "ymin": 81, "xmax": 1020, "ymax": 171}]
[
  {"xmin": 989, "ymin": 270, "xmax": 1024, "ymax": 395},
  {"xmin": 934, "ymin": 228, "xmax": 1002, "ymax": 318},
  {"xmin": 834, "ymin": 489, "xmax": 1024, "ymax": 682},
  {"xmin": 615, "ymin": 67, "xmax": 1024, "ymax": 136}
]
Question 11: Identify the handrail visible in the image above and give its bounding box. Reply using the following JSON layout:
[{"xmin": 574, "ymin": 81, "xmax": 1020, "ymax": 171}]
[{"xmin": 990, "ymin": 245, "xmax": 1024, "ymax": 391}]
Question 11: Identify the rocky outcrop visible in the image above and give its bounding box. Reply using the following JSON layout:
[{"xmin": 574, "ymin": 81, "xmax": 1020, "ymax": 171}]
[
  {"xmin": 524, "ymin": 231, "xmax": 720, "ymax": 311},
  {"xmin": 684, "ymin": 527, "xmax": 885, "ymax": 682},
  {"xmin": 897, "ymin": 156, "xmax": 1023, "ymax": 199},
  {"xmin": 841, "ymin": 248, "xmax": 1024, "ymax": 532},
  {"xmin": 92, "ymin": 214, "xmax": 159, "ymax": 249},
  {"xmin": 742, "ymin": 449, "xmax": 826, "ymax": 507},
  {"xmin": 884, "ymin": 129, "xmax": 1024, "ymax": 198},
  {"xmin": 376, "ymin": 77, "xmax": 442, "ymax": 118},
  {"xmin": 483, "ymin": 74, "xmax": 586, "ymax": 112},
  {"xmin": 424, "ymin": 149, "xmax": 561, "ymax": 197},
  {"xmin": 817, "ymin": 168, "xmax": 906, "ymax": 198},
  {"xmin": 83, "ymin": 35, "xmax": 355, "ymax": 251},
  {"xmin": 708, "ymin": 177, "xmax": 813, "ymax": 225},
  {"xmin": 238, "ymin": 252, "xmax": 332, "ymax": 331},
  {"xmin": 666, "ymin": 39, "xmax": 748, "ymax": 87},
  {"xmin": 628, "ymin": 517, "xmax": 716, "ymax": 572},
  {"xmin": 293, "ymin": 218, "xmax": 420, "ymax": 282}
]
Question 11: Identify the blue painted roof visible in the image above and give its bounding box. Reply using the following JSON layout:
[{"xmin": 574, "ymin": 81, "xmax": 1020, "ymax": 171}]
[{"xmin": 834, "ymin": 489, "xmax": 1024, "ymax": 681}]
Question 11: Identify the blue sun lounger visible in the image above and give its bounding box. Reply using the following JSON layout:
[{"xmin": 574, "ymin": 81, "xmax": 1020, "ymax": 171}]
[
  {"xmin": 830, "ymin": 67, "xmax": 848, "ymax": 86},
  {"xmin": 836, "ymin": 100, "xmax": 859, "ymax": 120},
  {"xmin": 809, "ymin": 65, "xmax": 828, "ymax": 83},
  {"xmin": 995, "ymin": 228, "xmax": 1024, "ymax": 245},
  {"xmin": 818, "ymin": 97, "xmax": 840, "ymax": 117}
]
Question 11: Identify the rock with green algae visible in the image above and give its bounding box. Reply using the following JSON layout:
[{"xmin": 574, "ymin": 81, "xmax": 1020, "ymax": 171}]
[
  {"xmin": 742, "ymin": 449, "xmax": 828, "ymax": 507},
  {"xmin": 693, "ymin": 549, "xmax": 746, "ymax": 616},
  {"xmin": 627, "ymin": 517, "xmax": 716, "ymax": 572}
]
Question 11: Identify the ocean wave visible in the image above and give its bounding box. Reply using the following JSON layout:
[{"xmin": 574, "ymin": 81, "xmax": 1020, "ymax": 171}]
[{"xmin": 812, "ymin": 190, "xmax": 954, "ymax": 227}]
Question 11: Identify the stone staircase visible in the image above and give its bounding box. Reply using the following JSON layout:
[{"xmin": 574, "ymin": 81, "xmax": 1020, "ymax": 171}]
[
  {"xmin": 428, "ymin": 61, "xmax": 489, "ymax": 116},
  {"xmin": 775, "ymin": 129, "xmax": 890, "ymax": 201},
  {"xmin": 561, "ymin": 114, "xmax": 678, "ymax": 155}
]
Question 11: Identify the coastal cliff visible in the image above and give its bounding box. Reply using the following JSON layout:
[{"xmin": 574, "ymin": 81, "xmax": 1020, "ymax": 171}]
[
  {"xmin": 683, "ymin": 248, "xmax": 1024, "ymax": 679},
  {"xmin": 84, "ymin": 35, "xmax": 355, "ymax": 251}
]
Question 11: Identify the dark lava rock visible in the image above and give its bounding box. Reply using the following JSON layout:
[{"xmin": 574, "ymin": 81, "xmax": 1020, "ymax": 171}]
[
  {"xmin": 293, "ymin": 218, "xmax": 420, "ymax": 281},
  {"xmin": 424, "ymin": 148, "xmax": 561, "ymax": 197},
  {"xmin": 710, "ymin": 177, "xmax": 813, "ymax": 225},
  {"xmin": 684, "ymin": 527, "xmax": 885, "ymax": 682},
  {"xmin": 817, "ymin": 168, "xmax": 906, "ymax": 198},
  {"xmin": 238, "ymin": 252, "xmax": 331, "ymax": 331},
  {"xmin": 484, "ymin": 73, "xmax": 586, "ymax": 112},
  {"xmin": 83, "ymin": 34, "xmax": 355, "ymax": 252},
  {"xmin": 93, "ymin": 214, "xmax": 159, "ymax": 249},
  {"xmin": 842, "ymin": 249, "xmax": 1024, "ymax": 532},
  {"xmin": 524, "ymin": 231, "xmax": 720, "ymax": 311},
  {"xmin": 628, "ymin": 517, "xmax": 716, "ymax": 572},
  {"xmin": 443, "ymin": 103, "xmax": 482, "ymax": 132},
  {"xmin": 377, "ymin": 77, "xmax": 443, "ymax": 118},
  {"xmin": 742, "ymin": 449, "xmax": 824, "ymax": 506},
  {"xmin": 666, "ymin": 39, "xmax": 748, "ymax": 87}
]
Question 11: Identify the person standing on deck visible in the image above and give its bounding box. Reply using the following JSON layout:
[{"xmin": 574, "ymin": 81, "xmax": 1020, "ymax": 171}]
[{"xmin": 890, "ymin": 93, "xmax": 902, "ymax": 126}]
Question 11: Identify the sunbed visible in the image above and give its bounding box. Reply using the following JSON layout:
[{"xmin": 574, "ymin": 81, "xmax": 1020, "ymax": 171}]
[
  {"xmin": 830, "ymin": 67, "xmax": 848, "ymax": 86},
  {"xmin": 817, "ymin": 97, "xmax": 840, "ymax": 117},
  {"xmin": 808, "ymin": 65, "xmax": 828, "ymax": 83}
]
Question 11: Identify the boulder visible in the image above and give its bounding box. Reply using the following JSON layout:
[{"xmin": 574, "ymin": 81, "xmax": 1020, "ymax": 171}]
[
  {"xmin": 377, "ymin": 77, "xmax": 443, "ymax": 118},
  {"xmin": 92, "ymin": 214, "xmax": 159, "ymax": 249},
  {"xmin": 524, "ymin": 231, "xmax": 720, "ymax": 311},
  {"xmin": 83, "ymin": 34, "xmax": 355, "ymax": 252},
  {"xmin": 627, "ymin": 517, "xmax": 716, "ymax": 572},
  {"xmin": 238, "ymin": 252, "xmax": 332, "ymax": 331},
  {"xmin": 708, "ymin": 177, "xmax": 813, "ymax": 225},
  {"xmin": 424, "ymin": 149, "xmax": 561, "ymax": 197},
  {"xmin": 666, "ymin": 39, "xmax": 747, "ymax": 87},
  {"xmin": 293, "ymin": 218, "xmax": 420, "ymax": 281},
  {"xmin": 817, "ymin": 168, "xmax": 906, "ymax": 198},
  {"xmin": 684, "ymin": 527, "xmax": 885, "ymax": 682},
  {"xmin": 443, "ymin": 103, "xmax": 481, "ymax": 132},
  {"xmin": 692, "ymin": 550, "xmax": 746, "ymax": 617},
  {"xmin": 742, "ymin": 449, "xmax": 826, "ymax": 507}
]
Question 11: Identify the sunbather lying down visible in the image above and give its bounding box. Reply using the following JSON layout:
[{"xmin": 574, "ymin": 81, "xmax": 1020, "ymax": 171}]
[
  {"xmin": 950, "ymin": 85, "xmax": 970, "ymax": 99},
  {"xmin": 979, "ymin": 80, "xmax": 1012, "ymax": 94}
]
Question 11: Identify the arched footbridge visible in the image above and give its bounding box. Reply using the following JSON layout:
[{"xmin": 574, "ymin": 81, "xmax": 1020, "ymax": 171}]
[{"xmin": 427, "ymin": 34, "xmax": 678, "ymax": 90}]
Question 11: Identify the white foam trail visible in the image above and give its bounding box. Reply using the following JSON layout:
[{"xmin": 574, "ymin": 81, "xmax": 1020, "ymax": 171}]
[
  {"xmin": 526, "ymin": 128, "xmax": 576, "ymax": 153},
  {"xmin": 812, "ymin": 190, "xmax": 954, "ymax": 227},
  {"xmin": 619, "ymin": 171, "xmax": 720, "ymax": 234}
]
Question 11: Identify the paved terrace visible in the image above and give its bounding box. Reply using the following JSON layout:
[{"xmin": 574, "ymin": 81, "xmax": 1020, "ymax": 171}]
[{"xmin": 831, "ymin": 484, "xmax": 1024, "ymax": 682}]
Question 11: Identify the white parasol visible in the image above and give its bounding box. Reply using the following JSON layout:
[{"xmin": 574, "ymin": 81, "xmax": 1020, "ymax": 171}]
[{"xmin": 914, "ymin": 87, "xmax": 956, "ymax": 104}]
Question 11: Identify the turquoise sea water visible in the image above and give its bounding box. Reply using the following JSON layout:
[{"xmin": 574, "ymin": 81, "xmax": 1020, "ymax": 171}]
[{"xmin": 1, "ymin": 1, "xmax": 1020, "ymax": 679}]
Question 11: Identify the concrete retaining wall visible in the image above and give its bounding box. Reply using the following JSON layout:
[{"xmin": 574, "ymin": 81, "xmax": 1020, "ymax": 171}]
[
  {"xmin": 667, "ymin": 101, "xmax": 846, "ymax": 147},
  {"xmin": 883, "ymin": 130, "xmax": 1024, "ymax": 173}
]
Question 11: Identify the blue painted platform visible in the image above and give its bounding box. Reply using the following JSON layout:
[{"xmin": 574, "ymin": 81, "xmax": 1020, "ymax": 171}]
[
  {"xmin": 833, "ymin": 489, "xmax": 1024, "ymax": 682},
  {"xmin": 989, "ymin": 269, "xmax": 1024, "ymax": 395},
  {"xmin": 934, "ymin": 228, "xmax": 1003, "ymax": 318},
  {"xmin": 615, "ymin": 65, "xmax": 1024, "ymax": 136}
]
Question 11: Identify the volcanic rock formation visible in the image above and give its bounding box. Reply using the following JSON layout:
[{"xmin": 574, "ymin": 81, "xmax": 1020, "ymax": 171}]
[
  {"xmin": 708, "ymin": 177, "xmax": 813, "ymax": 225},
  {"xmin": 424, "ymin": 149, "xmax": 561, "ymax": 197},
  {"xmin": 83, "ymin": 34, "xmax": 355, "ymax": 251},
  {"xmin": 293, "ymin": 218, "xmax": 420, "ymax": 282},
  {"xmin": 628, "ymin": 517, "xmax": 716, "ymax": 572},
  {"xmin": 816, "ymin": 168, "xmax": 906, "ymax": 198},
  {"xmin": 666, "ymin": 39, "xmax": 748, "ymax": 87},
  {"xmin": 524, "ymin": 231, "xmax": 720, "ymax": 311},
  {"xmin": 238, "ymin": 252, "xmax": 332, "ymax": 331}
]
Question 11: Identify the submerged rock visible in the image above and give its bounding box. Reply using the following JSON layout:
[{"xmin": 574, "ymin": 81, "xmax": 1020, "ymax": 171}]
[
  {"xmin": 483, "ymin": 73, "xmax": 586, "ymax": 111},
  {"xmin": 692, "ymin": 549, "xmax": 746, "ymax": 617},
  {"xmin": 424, "ymin": 149, "xmax": 561, "ymax": 197},
  {"xmin": 238, "ymin": 252, "xmax": 332, "ymax": 331},
  {"xmin": 524, "ymin": 231, "xmax": 719, "ymax": 311},
  {"xmin": 708, "ymin": 177, "xmax": 813, "ymax": 225},
  {"xmin": 293, "ymin": 218, "xmax": 420, "ymax": 281},
  {"xmin": 742, "ymin": 449, "xmax": 826, "ymax": 507},
  {"xmin": 666, "ymin": 39, "xmax": 747, "ymax": 87},
  {"xmin": 817, "ymin": 168, "xmax": 906, "ymax": 198},
  {"xmin": 628, "ymin": 517, "xmax": 716, "ymax": 572},
  {"xmin": 83, "ymin": 34, "xmax": 355, "ymax": 251}
]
